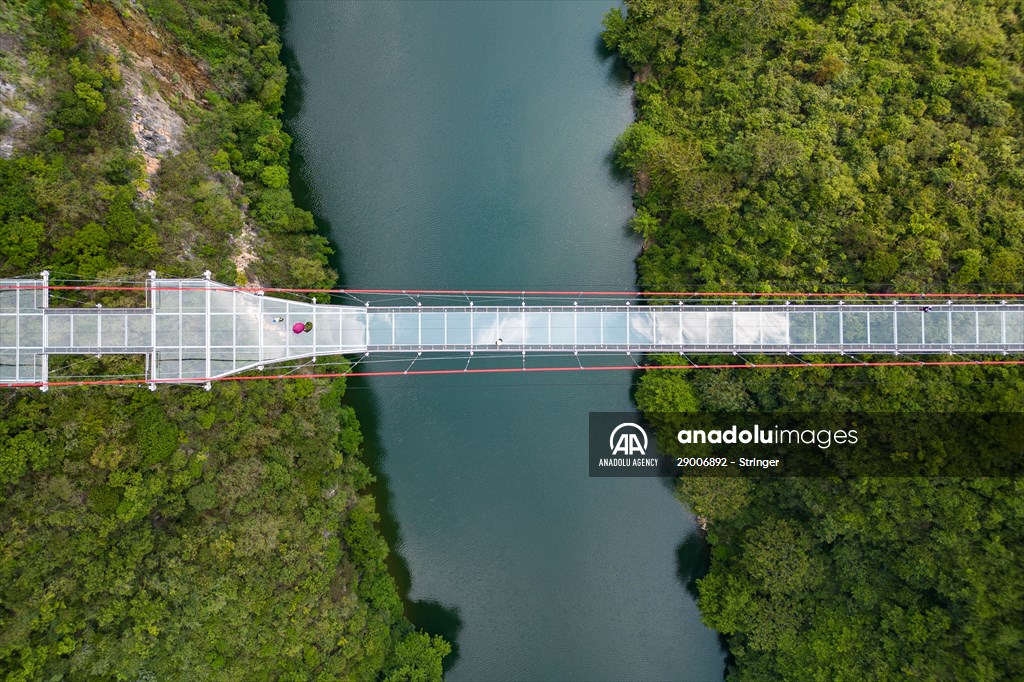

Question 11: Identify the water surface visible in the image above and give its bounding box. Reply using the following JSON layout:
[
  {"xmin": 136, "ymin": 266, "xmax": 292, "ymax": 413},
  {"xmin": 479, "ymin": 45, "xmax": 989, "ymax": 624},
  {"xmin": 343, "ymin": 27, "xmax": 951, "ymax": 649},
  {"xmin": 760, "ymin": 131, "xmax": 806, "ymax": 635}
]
[{"xmin": 278, "ymin": 2, "xmax": 725, "ymax": 679}]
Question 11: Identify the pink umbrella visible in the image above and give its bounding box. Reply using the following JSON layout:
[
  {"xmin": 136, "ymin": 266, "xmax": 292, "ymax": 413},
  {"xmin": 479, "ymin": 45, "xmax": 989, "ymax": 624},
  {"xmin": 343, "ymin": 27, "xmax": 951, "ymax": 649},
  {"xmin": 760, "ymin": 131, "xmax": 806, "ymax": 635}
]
[{"xmin": 292, "ymin": 322, "xmax": 305, "ymax": 334}]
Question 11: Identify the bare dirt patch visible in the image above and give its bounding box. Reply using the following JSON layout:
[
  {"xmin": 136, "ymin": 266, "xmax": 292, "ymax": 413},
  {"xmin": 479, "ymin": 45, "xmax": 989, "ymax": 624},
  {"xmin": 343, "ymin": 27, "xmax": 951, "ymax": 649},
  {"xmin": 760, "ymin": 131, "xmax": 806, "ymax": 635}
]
[
  {"xmin": 81, "ymin": 2, "xmax": 212, "ymax": 102},
  {"xmin": 78, "ymin": 2, "xmax": 213, "ymax": 197}
]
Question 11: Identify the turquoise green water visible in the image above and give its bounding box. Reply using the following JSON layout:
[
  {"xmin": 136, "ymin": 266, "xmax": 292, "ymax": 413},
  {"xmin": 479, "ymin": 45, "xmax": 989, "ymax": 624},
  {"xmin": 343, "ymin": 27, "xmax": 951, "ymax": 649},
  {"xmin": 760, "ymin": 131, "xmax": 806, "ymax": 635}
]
[{"xmin": 276, "ymin": 2, "xmax": 725, "ymax": 679}]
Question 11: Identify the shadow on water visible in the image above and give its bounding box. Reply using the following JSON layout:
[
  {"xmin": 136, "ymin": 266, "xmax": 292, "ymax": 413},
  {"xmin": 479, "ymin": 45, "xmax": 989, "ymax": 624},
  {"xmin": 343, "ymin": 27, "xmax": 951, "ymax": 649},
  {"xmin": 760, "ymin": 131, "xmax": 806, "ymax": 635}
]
[
  {"xmin": 676, "ymin": 528, "xmax": 731, "ymax": 677},
  {"xmin": 596, "ymin": 33, "xmax": 635, "ymax": 191},
  {"xmin": 344, "ymin": 376, "xmax": 464, "ymax": 670},
  {"xmin": 675, "ymin": 529, "xmax": 709, "ymax": 601},
  {"xmin": 594, "ymin": 32, "xmax": 632, "ymax": 86},
  {"xmin": 267, "ymin": 0, "xmax": 463, "ymax": 670}
]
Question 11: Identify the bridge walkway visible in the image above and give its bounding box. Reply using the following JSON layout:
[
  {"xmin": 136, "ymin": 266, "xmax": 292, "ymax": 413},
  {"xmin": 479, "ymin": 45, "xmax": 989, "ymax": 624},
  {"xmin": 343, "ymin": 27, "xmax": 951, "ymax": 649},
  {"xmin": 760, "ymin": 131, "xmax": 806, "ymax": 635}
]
[{"xmin": 3, "ymin": 277, "xmax": 1023, "ymax": 387}]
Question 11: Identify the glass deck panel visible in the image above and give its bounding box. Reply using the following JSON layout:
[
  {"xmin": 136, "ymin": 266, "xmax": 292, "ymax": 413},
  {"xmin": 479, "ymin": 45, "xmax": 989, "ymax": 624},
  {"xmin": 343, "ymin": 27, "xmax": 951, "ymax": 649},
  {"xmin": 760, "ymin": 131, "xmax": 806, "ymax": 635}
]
[
  {"xmin": 0, "ymin": 351, "xmax": 16, "ymax": 380},
  {"xmin": 210, "ymin": 289, "xmax": 234, "ymax": 312},
  {"xmin": 209, "ymin": 348, "xmax": 233, "ymax": 376},
  {"xmin": 602, "ymin": 311, "xmax": 627, "ymax": 345},
  {"xmin": 394, "ymin": 312, "xmax": 419, "ymax": 345},
  {"xmin": 289, "ymin": 323, "xmax": 314, "ymax": 348},
  {"xmin": 263, "ymin": 345, "xmax": 287, "ymax": 362},
  {"xmin": 368, "ymin": 312, "xmax": 394, "ymax": 345},
  {"xmin": 923, "ymin": 310, "xmax": 949, "ymax": 345},
  {"xmin": 524, "ymin": 312, "xmax": 549, "ymax": 344},
  {"xmin": 235, "ymin": 349, "xmax": 260, "ymax": 364},
  {"xmin": 19, "ymin": 357, "xmax": 41, "ymax": 381},
  {"xmin": 762, "ymin": 311, "xmax": 788, "ymax": 344},
  {"xmin": 978, "ymin": 311, "xmax": 1001, "ymax": 344},
  {"xmin": 707, "ymin": 312, "xmax": 733, "ymax": 345},
  {"xmin": 734, "ymin": 311, "xmax": 760, "ymax": 345},
  {"xmin": 181, "ymin": 289, "xmax": 205, "ymax": 313},
  {"xmin": 576, "ymin": 312, "xmax": 601, "ymax": 345},
  {"xmin": 155, "ymin": 350, "xmax": 179, "ymax": 379},
  {"xmin": 341, "ymin": 312, "xmax": 367, "ymax": 347},
  {"xmin": 420, "ymin": 312, "xmax": 445, "ymax": 345},
  {"xmin": 815, "ymin": 312, "xmax": 841, "ymax": 345},
  {"xmin": 896, "ymin": 311, "xmax": 924, "ymax": 345},
  {"xmin": 127, "ymin": 313, "xmax": 150, "ymax": 346},
  {"xmin": 951, "ymin": 311, "xmax": 976, "ymax": 345},
  {"xmin": 73, "ymin": 314, "xmax": 98, "ymax": 347},
  {"xmin": 262, "ymin": 297, "xmax": 287, "ymax": 313},
  {"xmin": 788, "ymin": 310, "xmax": 812, "ymax": 345},
  {"xmin": 212, "ymin": 327, "xmax": 234, "ymax": 346},
  {"xmin": 842, "ymin": 312, "xmax": 868, "ymax": 344},
  {"xmin": 210, "ymin": 315, "xmax": 233, "ymax": 346},
  {"xmin": 262, "ymin": 316, "xmax": 290, "ymax": 346},
  {"xmin": 101, "ymin": 314, "xmax": 126, "ymax": 347},
  {"xmin": 652, "ymin": 309, "xmax": 682, "ymax": 345},
  {"xmin": 181, "ymin": 315, "xmax": 205, "ymax": 346},
  {"xmin": 680, "ymin": 312, "xmax": 707, "ymax": 345},
  {"xmin": 0, "ymin": 289, "xmax": 16, "ymax": 313},
  {"xmin": 19, "ymin": 315, "xmax": 42, "ymax": 348},
  {"xmin": 445, "ymin": 312, "xmax": 471, "ymax": 345},
  {"xmin": 314, "ymin": 311, "xmax": 342, "ymax": 347},
  {"xmin": 154, "ymin": 285, "xmax": 178, "ymax": 312},
  {"xmin": 180, "ymin": 356, "xmax": 206, "ymax": 379},
  {"xmin": 550, "ymin": 312, "xmax": 575, "ymax": 345},
  {"xmin": 2, "ymin": 314, "xmax": 20, "ymax": 347},
  {"xmin": 155, "ymin": 315, "xmax": 179, "ymax": 346},
  {"xmin": 628, "ymin": 310, "xmax": 655, "ymax": 345},
  {"xmin": 868, "ymin": 311, "xmax": 895, "ymax": 345},
  {"xmin": 287, "ymin": 302, "xmax": 316, "ymax": 321},
  {"xmin": 235, "ymin": 315, "xmax": 259, "ymax": 347},
  {"xmin": 211, "ymin": 359, "xmax": 234, "ymax": 375},
  {"xmin": 469, "ymin": 311, "xmax": 496, "ymax": 345},
  {"xmin": 497, "ymin": 311, "xmax": 525, "ymax": 344},
  {"xmin": 1006, "ymin": 310, "xmax": 1023, "ymax": 346}
]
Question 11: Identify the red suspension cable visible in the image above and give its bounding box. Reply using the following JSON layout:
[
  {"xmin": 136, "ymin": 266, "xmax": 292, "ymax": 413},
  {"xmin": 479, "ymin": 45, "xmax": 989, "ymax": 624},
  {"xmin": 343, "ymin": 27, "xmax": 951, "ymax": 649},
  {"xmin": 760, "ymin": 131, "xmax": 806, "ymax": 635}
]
[
  {"xmin": 6, "ymin": 358, "xmax": 1024, "ymax": 389},
  {"xmin": 3, "ymin": 284, "xmax": 1024, "ymax": 299}
]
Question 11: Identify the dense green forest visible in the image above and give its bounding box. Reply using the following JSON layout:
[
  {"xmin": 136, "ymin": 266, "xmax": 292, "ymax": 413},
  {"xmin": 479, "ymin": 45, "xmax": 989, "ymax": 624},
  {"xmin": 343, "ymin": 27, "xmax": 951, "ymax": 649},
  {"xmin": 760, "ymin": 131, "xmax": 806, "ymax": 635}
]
[
  {"xmin": 604, "ymin": 0, "xmax": 1023, "ymax": 680},
  {"xmin": 0, "ymin": 0, "xmax": 447, "ymax": 679}
]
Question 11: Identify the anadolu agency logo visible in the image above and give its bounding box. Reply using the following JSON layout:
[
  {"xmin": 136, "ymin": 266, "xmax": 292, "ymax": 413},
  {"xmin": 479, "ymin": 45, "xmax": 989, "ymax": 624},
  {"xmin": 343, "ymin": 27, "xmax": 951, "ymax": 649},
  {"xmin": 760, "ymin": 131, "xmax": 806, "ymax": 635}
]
[
  {"xmin": 609, "ymin": 422, "xmax": 649, "ymax": 456},
  {"xmin": 589, "ymin": 414, "xmax": 665, "ymax": 477}
]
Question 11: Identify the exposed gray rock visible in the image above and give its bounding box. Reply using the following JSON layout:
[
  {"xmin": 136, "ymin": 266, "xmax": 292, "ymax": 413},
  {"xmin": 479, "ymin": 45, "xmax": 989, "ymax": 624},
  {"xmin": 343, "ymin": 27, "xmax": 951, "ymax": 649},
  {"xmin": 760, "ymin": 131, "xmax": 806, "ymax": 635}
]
[
  {"xmin": 120, "ymin": 66, "xmax": 185, "ymax": 197},
  {"xmin": 0, "ymin": 36, "xmax": 41, "ymax": 159}
]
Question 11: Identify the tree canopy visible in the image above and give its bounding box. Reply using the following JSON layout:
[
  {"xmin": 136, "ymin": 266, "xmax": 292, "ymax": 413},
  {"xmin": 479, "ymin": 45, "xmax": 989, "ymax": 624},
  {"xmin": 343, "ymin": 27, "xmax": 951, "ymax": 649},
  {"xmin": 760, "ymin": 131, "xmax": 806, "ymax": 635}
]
[
  {"xmin": 0, "ymin": 0, "xmax": 448, "ymax": 678},
  {"xmin": 606, "ymin": 1, "xmax": 1024, "ymax": 679}
]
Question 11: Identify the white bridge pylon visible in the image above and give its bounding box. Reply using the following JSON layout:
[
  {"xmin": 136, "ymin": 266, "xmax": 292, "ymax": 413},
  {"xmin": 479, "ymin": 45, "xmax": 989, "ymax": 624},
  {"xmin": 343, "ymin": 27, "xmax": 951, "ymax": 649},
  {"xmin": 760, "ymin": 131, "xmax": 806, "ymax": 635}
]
[{"xmin": 3, "ymin": 276, "xmax": 1024, "ymax": 389}]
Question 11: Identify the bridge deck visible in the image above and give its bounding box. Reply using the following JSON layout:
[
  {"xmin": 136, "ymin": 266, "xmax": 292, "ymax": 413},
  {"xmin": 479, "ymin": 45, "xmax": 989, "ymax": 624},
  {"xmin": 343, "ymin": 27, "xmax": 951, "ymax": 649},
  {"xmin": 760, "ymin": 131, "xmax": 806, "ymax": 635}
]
[{"xmin": 3, "ymin": 277, "xmax": 1023, "ymax": 386}]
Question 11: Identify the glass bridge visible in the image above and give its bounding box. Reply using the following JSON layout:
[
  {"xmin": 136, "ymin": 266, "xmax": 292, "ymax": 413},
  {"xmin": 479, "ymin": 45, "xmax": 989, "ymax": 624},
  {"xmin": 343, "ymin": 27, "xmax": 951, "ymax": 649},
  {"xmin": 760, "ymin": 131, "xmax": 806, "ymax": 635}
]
[{"xmin": 3, "ymin": 276, "xmax": 1023, "ymax": 388}]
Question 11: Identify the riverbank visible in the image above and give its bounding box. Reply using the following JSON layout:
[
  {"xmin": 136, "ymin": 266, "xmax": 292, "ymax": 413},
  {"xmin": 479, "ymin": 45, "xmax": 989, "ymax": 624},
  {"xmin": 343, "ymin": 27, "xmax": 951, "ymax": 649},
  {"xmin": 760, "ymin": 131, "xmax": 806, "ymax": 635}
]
[
  {"xmin": 604, "ymin": 1, "xmax": 1024, "ymax": 679},
  {"xmin": 0, "ymin": 0, "xmax": 446, "ymax": 677}
]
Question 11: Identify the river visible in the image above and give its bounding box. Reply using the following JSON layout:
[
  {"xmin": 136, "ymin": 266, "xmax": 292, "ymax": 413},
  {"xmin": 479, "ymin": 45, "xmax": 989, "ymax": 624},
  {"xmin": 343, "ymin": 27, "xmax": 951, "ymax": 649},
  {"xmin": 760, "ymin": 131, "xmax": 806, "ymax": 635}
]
[{"xmin": 274, "ymin": 1, "xmax": 725, "ymax": 679}]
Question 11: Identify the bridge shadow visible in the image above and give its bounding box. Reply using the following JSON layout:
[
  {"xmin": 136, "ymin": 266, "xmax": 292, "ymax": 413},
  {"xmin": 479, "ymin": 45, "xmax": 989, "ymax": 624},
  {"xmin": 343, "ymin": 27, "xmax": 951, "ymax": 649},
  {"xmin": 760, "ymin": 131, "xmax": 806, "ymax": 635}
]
[{"xmin": 268, "ymin": 0, "xmax": 463, "ymax": 670}]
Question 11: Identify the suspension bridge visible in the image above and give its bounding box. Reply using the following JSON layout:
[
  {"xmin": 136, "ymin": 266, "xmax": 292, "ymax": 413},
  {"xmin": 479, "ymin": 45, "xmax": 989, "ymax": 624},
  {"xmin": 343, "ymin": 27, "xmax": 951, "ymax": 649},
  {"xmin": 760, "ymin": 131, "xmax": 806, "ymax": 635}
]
[{"xmin": 3, "ymin": 272, "xmax": 1024, "ymax": 390}]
